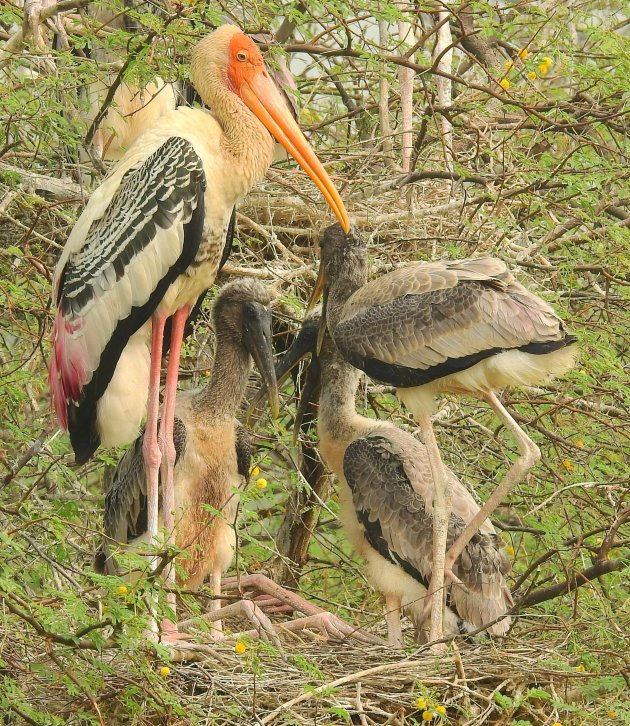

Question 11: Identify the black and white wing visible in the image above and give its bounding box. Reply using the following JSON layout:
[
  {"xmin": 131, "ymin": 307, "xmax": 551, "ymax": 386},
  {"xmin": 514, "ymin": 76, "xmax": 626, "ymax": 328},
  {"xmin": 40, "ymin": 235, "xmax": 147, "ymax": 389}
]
[{"xmin": 49, "ymin": 136, "xmax": 206, "ymax": 462}]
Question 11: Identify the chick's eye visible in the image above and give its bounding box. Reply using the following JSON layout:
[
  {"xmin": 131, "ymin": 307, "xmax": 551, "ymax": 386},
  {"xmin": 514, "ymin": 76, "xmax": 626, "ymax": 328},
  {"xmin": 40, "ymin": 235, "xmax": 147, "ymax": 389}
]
[{"xmin": 236, "ymin": 51, "xmax": 248, "ymax": 62}]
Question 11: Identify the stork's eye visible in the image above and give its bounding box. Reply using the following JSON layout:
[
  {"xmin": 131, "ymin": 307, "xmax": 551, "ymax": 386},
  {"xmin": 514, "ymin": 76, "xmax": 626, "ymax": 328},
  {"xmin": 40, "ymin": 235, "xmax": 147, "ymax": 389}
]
[{"xmin": 236, "ymin": 50, "xmax": 248, "ymax": 62}]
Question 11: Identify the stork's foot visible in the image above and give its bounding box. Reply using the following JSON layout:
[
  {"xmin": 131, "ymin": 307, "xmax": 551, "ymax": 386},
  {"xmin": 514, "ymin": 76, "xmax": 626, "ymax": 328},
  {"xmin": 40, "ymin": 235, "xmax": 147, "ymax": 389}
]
[
  {"xmin": 178, "ymin": 599, "xmax": 281, "ymax": 648},
  {"xmin": 166, "ymin": 640, "xmax": 232, "ymax": 664},
  {"xmin": 159, "ymin": 618, "xmax": 192, "ymax": 643},
  {"xmin": 250, "ymin": 594, "xmax": 295, "ymax": 615},
  {"xmin": 222, "ymin": 573, "xmax": 383, "ymax": 645},
  {"xmin": 276, "ymin": 612, "xmax": 379, "ymax": 643}
]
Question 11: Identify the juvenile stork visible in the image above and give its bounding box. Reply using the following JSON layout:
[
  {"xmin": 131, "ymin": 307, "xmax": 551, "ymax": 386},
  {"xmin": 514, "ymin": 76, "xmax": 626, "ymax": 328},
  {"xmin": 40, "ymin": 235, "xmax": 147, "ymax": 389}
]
[
  {"xmin": 266, "ymin": 312, "xmax": 512, "ymax": 646},
  {"xmin": 310, "ymin": 224, "xmax": 577, "ymax": 641},
  {"xmin": 49, "ymin": 25, "xmax": 350, "ymax": 586},
  {"xmin": 98, "ymin": 279, "xmax": 280, "ymax": 638}
]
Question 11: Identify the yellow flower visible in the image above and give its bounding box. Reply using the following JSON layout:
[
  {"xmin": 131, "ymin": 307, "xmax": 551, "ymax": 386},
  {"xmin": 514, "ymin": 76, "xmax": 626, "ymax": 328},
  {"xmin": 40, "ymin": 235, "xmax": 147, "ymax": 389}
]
[
  {"xmin": 499, "ymin": 78, "xmax": 510, "ymax": 90},
  {"xmin": 234, "ymin": 641, "xmax": 247, "ymax": 654},
  {"xmin": 415, "ymin": 698, "xmax": 427, "ymax": 710},
  {"xmin": 436, "ymin": 705, "xmax": 447, "ymax": 715},
  {"xmin": 562, "ymin": 460, "xmax": 574, "ymax": 471},
  {"xmin": 527, "ymin": 70, "xmax": 537, "ymax": 81},
  {"xmin": 542, "ymin": 57, "xmax": 553, "ymax": 66},
  {"xmin": 575, "ymin": 664, "xmax": 586, "ymax": 672},
  {"xmin": 576, "ymin": 440, "xmax": 584, "ymax": 448},
  {"xmin": 159, "ymin": 666, "xmax": 170, "ymax": 677},
  {"xmin": 538, "ymin": 62, "xmax": 550, "ymax": 76},
  {"xmin": 505, "ymin": 545, "xmax": 515, "ymax": 557},
  {"xmin": 551, "ymin": 722, "xmax": 563, "ymax": 726},
  {"xmin": 116, "ymin": 585, "xmax": 128, "ymax": 596},
  {"xmin": 607, "ymin": 711, "xmax": 617, "ymax": 719},
  {"xmin": 255, "ymin": 478, "xmax": 268, "ymax": 489},
  {"xmin": 422, "ymin": 712, "xmax": 434, "ymax": 722},
  {"xmin": 250, "ymin": 465, "xmax": 260, "ymax": 477},
  {"xmin": 518, "ymin": 48, "xmax": 530, "ymax": 59},
  {"xmin": 503, "ymin": 60, "xmax": 514, "ymax": 70}
]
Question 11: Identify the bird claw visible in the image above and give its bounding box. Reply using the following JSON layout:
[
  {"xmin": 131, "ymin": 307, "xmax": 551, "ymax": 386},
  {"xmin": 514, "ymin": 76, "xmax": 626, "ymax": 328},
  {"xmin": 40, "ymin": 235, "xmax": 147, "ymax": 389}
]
[
  {"xmin": 221, "ymin": 573, "xmax": 383, "ymax": 645},
  {"xmin": 178, "ymin": 599, "xmax": 282, "ymax": 649},
  {"xmin": 278, "ymin": 612, "xmax": 382, "ymax": 644},
  {"xmin": 166, "ymin": 640, "xmax": 232, "ymax": 664}
]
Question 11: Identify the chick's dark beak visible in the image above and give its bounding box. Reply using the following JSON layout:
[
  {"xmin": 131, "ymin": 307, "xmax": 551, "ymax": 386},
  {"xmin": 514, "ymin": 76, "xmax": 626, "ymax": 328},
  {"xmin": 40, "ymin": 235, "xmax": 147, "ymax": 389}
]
[
  {"xmin": 242, "ymin": 303, "xmax": 280, "ymax": 419},
  {"xmin": 245, "ymin": 314, "xmax": 320, "ymax": 423}
]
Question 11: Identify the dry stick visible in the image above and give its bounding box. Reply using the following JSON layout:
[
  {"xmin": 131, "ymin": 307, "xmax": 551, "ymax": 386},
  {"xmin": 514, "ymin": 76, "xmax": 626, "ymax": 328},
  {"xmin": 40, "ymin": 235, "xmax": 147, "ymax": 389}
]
[
  {"xmin": 0, "ymin": 0, "xmax": 90, "ymax": 69},
  {"xmin": 260, "ymin": 658, "xmax": 434, "ymax": 724},
  {"xmin": 433, "ymin": 7, "xmax": 454, "ymax": 200},
  {"xmin": 2, "ymin": 424, "xmax": 53, "ymax": 486},
  {"xmin": 0, "ymin": 589, "xmax": 117, "ymax": 650},
  {"xmin": 378, "ymin": 21, "xmax": 393, "ymax": 161},
  {"xmin": 515, "ymin": 558, "xmax": 623, "ymax": 608},
  {"xmin": 46, "ymin": 647, "xmax": 106, "ymax": 726}
]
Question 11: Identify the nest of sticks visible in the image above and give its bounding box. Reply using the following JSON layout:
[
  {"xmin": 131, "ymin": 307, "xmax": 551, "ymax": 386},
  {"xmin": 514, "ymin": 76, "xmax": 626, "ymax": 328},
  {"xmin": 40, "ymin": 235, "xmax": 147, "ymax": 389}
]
[{"xmin": 142, "ymin": 631, "xmax": 590, "ymax": 725}]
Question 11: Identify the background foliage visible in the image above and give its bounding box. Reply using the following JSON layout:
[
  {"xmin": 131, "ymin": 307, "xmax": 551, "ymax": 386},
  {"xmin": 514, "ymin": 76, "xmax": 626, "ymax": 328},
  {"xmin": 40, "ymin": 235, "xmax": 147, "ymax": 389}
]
[{"xmin": 0, "ymin": 0, "xmax": 628, "ymax": 723}]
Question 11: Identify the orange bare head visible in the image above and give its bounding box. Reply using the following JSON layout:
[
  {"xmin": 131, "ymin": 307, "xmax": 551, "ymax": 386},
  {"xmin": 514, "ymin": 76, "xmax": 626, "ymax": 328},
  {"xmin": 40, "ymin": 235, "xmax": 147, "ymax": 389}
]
[{"xmin": 193, "ymin": 25, "xmax": 350, "ymax": 233}]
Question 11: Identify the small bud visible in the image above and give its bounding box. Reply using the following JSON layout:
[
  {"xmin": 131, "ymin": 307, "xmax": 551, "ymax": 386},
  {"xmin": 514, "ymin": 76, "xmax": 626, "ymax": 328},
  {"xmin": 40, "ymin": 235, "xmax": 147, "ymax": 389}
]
[
  {"xmin": 415, "ymin": 698, "xmax": 427, "ymax": 710},
  {"xmin": 116, "ymin": 585, "xmax": 128, "ymax": 596},
  {"xmin": 255, "ymin": 478, "xmax": 268, "ymax": 489},
  {"xmin": 234, "ymin": 641, "xmax": 247, "ymax": 654},
  {"xmin": 250, "ymin": 466, "xmax": 260, "ymax": 477},
  {"xmin": 159, "ymin": 666, "xmax": 170, "ymax": 677},
  {"xmin": 499, "ymin": 78, "xmax": 510, "ymax": 90},
  {"xmin": 518, "ymin": 48, "xmax": 530, "ymax": 59},
  {"xmin": 527, "ymin": 71, "xmax": 537, "ymax": 81},
  {"xmin": 422, "ymin": 711, "xmax": 434, "ymax": 721},
  {"xmin": 436, "ymin": 705, "xmax": 447, "ymax": 715}
]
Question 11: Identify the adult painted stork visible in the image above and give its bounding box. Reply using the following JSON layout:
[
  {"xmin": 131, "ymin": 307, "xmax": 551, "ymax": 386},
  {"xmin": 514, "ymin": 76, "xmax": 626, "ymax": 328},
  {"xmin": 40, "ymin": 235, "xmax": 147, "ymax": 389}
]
[
  {"xmin": 97, "ymin": 279, "xmax": 280, "ymax": 639},
  {"xmin": 262, "ymin": 311, "xmax": 512, "ymax": 646},
  {"xmin": 310, "ymin": 223, "xmax": 577, "ymax": 641},
  {"xmin": 49, "ymin": 24, "xmax": 350, "ymax": 583}
]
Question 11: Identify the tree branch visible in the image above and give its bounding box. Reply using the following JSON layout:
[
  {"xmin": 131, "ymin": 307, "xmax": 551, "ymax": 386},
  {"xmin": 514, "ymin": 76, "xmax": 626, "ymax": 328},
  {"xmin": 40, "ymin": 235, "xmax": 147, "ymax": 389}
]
[{"xmin": 516, "ymin": 559, "xmax": 624, "ymax": 608}]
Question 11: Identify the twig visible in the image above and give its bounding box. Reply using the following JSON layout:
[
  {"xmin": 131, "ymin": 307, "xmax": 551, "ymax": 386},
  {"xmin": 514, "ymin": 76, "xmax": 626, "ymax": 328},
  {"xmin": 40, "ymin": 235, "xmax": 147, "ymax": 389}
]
[
  {"xmin": 515, "ymin": 559, "xmax": 623, "ymax": 608},
  {"xmin": 0, "ymin": 0, "xmax": 90, "ymax": 69},
  {"xmin": 261, "ymin": 655, "xmax": 448, "ymax": 724},
  {"xmin": 0, "ymin": 162, "xmax": 83, "ymax": 202}
]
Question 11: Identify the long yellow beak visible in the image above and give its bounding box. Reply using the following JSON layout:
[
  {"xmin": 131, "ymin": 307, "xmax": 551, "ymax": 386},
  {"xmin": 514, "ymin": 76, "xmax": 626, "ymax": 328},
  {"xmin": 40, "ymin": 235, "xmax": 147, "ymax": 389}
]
[{"xmin": 241, "ymin": 72, "xmax": 350, "ymax": 233}]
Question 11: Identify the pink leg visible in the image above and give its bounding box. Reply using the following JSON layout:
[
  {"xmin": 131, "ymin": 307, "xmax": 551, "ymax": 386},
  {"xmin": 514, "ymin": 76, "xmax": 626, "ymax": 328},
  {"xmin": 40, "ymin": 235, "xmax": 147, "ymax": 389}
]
[
  {"xmin": 142, "ymin": 313, "xmax": 166, "ymax": 639},
  {"xmin": 158, "ymin": 305, "xmax": 190, "ymax": 627},
  {"xmin": 222, "ymin": 574, "xmax": 383, "ymax": 644},
  {"xmin": 178, "ymin": 600, "xmax": 282, "ymax": 648},
  {"xmin": 143, "ymin": 314, "xmax": 166, "ymax": 550}
]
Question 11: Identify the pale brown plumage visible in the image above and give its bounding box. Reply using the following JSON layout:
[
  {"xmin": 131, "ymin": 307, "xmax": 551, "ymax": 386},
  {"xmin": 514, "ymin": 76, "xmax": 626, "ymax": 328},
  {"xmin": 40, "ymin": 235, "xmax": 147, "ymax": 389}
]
[
  {"xmin": 271, "ymin": 313, "xmax": 512, "ymax": 646},
  {"xmin": 97, "ymin": 279, "xmax": 277, "ymax": 598},
  {"xmin": 312, "ymin": 223, "xmax": 576, "ymax": 644}
]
